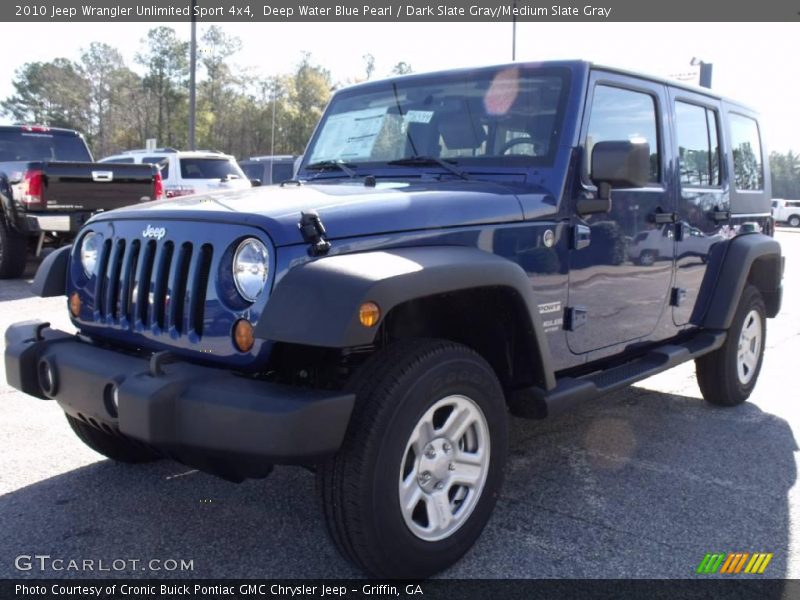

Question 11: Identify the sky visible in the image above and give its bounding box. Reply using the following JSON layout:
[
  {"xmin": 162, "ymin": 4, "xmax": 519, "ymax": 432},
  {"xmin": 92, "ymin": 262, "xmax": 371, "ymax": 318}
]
[{"xmin": 0, "ymin": 21, "xmax": 796, "ymax": 152}]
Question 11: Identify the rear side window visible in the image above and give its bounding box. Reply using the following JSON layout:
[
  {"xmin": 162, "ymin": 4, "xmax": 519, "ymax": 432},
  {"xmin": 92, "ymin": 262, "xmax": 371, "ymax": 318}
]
[
  {"xmin": 271, "ymin": 163, "xmax": 294, "ymax": 183},
  {"xmin": 179, "ymin": 158, "xmax": 243, "ymax": 180},
  {"xmin": 239, "ymin": 163, "xmax": 262, "ymax": 180},
  {"xmin": 0, "ymin": 131, "xmax": 91, "ymax": 162},
  {"xmin": 142, "ymin": 155, "xmax": 169, "ymax": 179},
  {"xmin": 729, "ymin": 113, "xmax": 763, "ymax": 191},
  {"xmin": 586, "ymin": 85, "xmax": 660, "ymax": 183},
  {"xmin": 675, "ymin": 101, "xmax": 720, "ymax": 187}
]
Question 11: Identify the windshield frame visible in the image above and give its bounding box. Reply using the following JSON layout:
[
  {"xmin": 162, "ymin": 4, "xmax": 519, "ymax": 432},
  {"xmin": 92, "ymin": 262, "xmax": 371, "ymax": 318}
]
[{"xmin": 299, "ymin": 65, "xmax": 573, "ymax": 178}]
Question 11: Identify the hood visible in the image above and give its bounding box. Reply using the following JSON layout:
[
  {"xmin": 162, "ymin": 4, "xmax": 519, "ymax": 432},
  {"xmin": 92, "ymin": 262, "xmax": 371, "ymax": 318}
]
[{"xmin": 90, "ymin": 179, "xmax": 557, "ymax": 247}]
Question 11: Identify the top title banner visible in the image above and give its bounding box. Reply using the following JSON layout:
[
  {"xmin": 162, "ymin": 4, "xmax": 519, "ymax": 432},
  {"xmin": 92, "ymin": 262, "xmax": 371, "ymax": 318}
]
[{"xmin": 4, "ymin": 0, "xmax": 798, "ymax": 22}]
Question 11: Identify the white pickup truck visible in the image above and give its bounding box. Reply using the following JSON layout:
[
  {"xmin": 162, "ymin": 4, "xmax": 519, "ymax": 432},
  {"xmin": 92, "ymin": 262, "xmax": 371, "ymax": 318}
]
[{"xmin": 772, "ymin": 199, "xmax": 800, "ymax": 227}]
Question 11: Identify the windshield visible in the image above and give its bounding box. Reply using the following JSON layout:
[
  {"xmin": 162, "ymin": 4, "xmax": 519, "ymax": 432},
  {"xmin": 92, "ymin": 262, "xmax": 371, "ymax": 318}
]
[
  {"xmin": 0, "ymin": 131, "xmax": 92, "ymax": 162},
  {"xmin": 305, "ymin": 66, "xmax": 570, "ymax": 171}
]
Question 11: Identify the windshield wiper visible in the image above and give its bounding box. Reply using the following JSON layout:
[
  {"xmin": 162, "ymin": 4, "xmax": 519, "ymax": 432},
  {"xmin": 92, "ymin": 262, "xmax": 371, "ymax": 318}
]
[
  {"xmin": 386, "ymin": 156, "xmax": 470, "ymax": 180},
  {"xmin": 305, "ymin": 160, "xmax": 358, "ymax": 178}
]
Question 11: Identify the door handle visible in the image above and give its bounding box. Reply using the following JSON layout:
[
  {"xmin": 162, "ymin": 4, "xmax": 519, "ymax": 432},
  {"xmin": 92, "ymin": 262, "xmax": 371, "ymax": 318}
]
[
  {"xmin": 91, "ymin": 170, "xmax": 114, "ymax": 182},
  {"xmin": 649, "ymin": 210, "xmax": 677, "ymax": 224}
]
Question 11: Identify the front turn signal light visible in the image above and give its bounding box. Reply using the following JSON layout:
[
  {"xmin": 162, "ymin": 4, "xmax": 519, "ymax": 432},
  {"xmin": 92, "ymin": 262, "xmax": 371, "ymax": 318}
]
[
  {"xmin": 69, "ymin": 292, "xmax": 81, "ymax": 317},
  {"xmin": 233, "ymin": 319, "xmax": 255, "ymax": 352},
  {"xmin": 358, "ymin": 302, "xmax": 381, "ymax": 328}
]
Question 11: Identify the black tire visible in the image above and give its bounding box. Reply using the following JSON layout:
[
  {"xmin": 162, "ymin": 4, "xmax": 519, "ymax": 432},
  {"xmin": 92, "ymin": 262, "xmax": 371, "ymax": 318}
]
[
  {"xmin": 317, "ymin": 339, "xmax": 508, "ymax": 579},
  {"xmin": 66, "ymin": 414, "xmax": 160, "ymax": 463},
  {"xmin": 638, "ymin": 250, "xmax": 657, "ymax": 266},
  {"xmin": 0, "ymin": 218, "xmax": 28, "ymax": 279},
  {"xmin": 788, "ymin": 215, "xmax": 800, "ymax": 228},
  {"xmin": 696, "ymin": 285, "xmax": 766, "ymax": 407}
]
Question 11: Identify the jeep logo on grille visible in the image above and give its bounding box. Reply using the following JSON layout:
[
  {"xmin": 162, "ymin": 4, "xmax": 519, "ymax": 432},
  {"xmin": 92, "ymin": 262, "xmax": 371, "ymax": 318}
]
[{"xmin": 142, "ymin": 225, "xmax": 167, "ymax": 240}]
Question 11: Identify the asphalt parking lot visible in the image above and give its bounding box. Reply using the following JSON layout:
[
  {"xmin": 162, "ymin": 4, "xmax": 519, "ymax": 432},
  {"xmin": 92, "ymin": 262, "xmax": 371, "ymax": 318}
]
[{"xmin": 1, "ymin": 229, "xmax": 799, "ymax": 580}]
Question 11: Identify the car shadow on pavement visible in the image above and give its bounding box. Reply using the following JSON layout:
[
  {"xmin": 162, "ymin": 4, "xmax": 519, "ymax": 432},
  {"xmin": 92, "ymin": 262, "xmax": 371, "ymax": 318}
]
[
  {"xmin": 484, "ymin": 387, "xmax": 798, "ymax": 579},
  {"xmin": 0, "ymin": 388, "xmax": 795, "ymax": 580}
]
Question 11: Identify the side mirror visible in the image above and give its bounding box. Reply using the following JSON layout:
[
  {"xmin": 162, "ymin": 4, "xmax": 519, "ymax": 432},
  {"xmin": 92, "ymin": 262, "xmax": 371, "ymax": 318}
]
[
  {"xmin": 578, "ymin": 141, "xmax": 649, "ymax": 216},
  {"xmin": 591, "ymin": 140, "xmax": 650, "ymax": 193},
  {"xmin": 250, "ymin": 179, "xmax": 262, "ymax": 187}
]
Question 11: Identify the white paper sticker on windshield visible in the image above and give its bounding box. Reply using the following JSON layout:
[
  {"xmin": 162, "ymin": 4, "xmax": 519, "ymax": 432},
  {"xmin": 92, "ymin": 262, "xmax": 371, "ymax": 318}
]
[
  {"xmin": 309, "ymin": 107, "xmax": 388, "ymax": 163},
  {"xmin": 404, "ymin": 110, "xmax": 434, "ymax": 124}
]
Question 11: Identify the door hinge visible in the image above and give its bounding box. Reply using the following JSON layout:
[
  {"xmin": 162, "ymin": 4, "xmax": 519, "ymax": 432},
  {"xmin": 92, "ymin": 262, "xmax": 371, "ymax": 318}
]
[
  {"xmin": 565, "ymin": 306, "xmax": 588, "ymax": 331},
  {"xmin": 670, "ymin": 287, "xmax": 687, "ymax": 307},
  {"xmin": 571, "ymin": 224, "xmax": 591, "ymax": 250}
]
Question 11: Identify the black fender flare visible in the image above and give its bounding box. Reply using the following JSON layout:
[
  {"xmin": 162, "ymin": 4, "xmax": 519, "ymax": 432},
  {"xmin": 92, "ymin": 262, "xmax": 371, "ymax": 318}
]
[
  {"xmin": 693, "ymin": 233, "xmax": 783, "ymax": 329},
  {"xmin": 31, "ymin": 245, "xmax": 71, "ymax": 297},
  {"xmin": 256, "ymin": 246, "xmax": 556, "ymax": 389}
]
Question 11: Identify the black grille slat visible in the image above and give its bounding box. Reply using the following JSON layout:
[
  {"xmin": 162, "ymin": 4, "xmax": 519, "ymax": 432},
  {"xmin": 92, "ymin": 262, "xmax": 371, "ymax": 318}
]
[
  {"xmin": 136, "ymin": 240, "xmax": 157, "ymax": 328},
  {"xmin": 119, "ymin": 240, "xmax": 140, "ymax": 327},
  {"xmin": 104, "ymin": 240, "xmax": 125, "ymax": 320},
  {"xmin": 151, "ymin": 241, "xmax": 174, "ymax": 331},
  {"xmin": 168, "ymin": 242, "xmax": 193, "ymax": 334},
  {"xmin": 94, "ymin": 239, "xmax": 112, "ymax": 317},
  {"xmin": 188, "ymin": 244, "xmax": 213, "ymax": 337}
]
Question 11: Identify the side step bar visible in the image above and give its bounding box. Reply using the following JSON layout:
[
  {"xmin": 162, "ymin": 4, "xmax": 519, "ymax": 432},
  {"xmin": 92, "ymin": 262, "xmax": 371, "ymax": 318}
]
[{"xmin": 509, "ymin": 331, "xmax": 726, "ymax": 419}]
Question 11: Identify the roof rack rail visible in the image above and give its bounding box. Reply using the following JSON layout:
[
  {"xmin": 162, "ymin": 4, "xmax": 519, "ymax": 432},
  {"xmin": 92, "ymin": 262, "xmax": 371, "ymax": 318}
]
[
  {"xmin": 122, "ymin": 147, "xmax": 179, "ymax": 154},
  {"xmin": 247, "ymin": 155, "xmax": 296, "ymax": 161}
]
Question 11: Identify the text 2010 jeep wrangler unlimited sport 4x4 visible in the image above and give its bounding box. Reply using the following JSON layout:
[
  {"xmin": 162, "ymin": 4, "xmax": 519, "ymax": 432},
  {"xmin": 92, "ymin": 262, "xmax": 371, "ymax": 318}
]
[{"xmin": 5, "ymin": 61, "xmax": 783, "ymax": 578}]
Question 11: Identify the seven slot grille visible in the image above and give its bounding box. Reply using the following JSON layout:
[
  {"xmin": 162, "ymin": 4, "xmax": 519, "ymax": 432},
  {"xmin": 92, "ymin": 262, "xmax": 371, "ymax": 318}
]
[{"xmin": 92, "ymin": 237, "xmax": 214, "ymax": 337}]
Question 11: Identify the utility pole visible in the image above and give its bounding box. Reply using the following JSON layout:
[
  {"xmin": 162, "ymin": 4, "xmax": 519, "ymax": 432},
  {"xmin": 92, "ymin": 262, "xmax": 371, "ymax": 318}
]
[
  {"xmin": 188, "ymin": 0, "xmax": 197, "ymax": 150},
  {"xmin": 269, "ymin": 82, "xmax": 279, "ymax": 183},
  {"xmin": 512, "ymin": 1, "xmax": 517, "ymax": 61}
]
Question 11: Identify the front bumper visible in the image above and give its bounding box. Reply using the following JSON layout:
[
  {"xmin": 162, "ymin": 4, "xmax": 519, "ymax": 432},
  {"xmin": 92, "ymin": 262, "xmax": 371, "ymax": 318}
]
[{"xmin": 5, "ymin": 321, "xmax": 355, "ymax": 479}]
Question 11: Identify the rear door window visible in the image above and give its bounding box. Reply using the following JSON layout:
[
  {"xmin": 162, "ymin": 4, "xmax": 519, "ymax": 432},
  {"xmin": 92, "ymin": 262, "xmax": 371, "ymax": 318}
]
[{"xmin": 675, "ymin": 101, "xmax": 721, "ymax": 187}]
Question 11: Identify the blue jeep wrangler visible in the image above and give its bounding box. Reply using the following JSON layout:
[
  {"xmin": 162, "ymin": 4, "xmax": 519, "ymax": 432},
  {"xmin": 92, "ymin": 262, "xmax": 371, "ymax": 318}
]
[{"xmin": 5, "ymin": 61, "xmax": 783, "ymax": 578}]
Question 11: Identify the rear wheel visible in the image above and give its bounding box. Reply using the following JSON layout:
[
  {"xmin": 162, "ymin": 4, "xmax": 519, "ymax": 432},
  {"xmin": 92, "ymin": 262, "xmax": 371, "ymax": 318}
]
[
  {"xmin": 788, "ymin": 215, "xmax": 800, "ymax": 228},
  {"xmin": 0, "ymin": 218, "xmax": 27, "ymax": 279},
  {"xmin": 317, "ymin": 339, "xmax": 508, "ymax": 579},
  {"xmin": 66, "ymin": 414, "xmax": 160, "ymax": 463},
  {"xmin": 696, "ymin": 285, "xmax": 766, "ymax": 407}
]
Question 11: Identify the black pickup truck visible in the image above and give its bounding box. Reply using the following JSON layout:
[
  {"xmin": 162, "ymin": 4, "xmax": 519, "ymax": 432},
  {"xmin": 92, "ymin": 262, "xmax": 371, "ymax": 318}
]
[{"xmin": 0, "ymin": 125, "xmax": 162, "ymax": 278}]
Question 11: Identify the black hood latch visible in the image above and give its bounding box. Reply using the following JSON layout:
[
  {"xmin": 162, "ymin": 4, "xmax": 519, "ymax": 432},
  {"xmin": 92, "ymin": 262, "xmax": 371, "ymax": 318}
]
[{"xmin": 298, "ymin": 210, "xmax": 331, "ymax": 257}]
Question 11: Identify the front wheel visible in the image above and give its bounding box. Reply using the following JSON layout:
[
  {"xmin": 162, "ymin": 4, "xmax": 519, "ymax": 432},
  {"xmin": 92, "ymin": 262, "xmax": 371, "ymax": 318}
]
[
  {"xmin": 696, "ymin": 285, "xmax": 766, "ymax": 407},
  {"xmin": 317, "ymin": 339, "xmax": 508, "ymax": 579},
  {"xmin": 638, "ymin": 249, "xmax": 657, "ymax": 266}
]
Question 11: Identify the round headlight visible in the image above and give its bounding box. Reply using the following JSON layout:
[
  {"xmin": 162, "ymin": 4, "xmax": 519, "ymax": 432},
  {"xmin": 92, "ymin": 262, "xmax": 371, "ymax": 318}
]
[
  {"xmin": 233, "ymin": 238, "xmax": 269, "ymax": 302},
  {"xmin": 80, "ymin": 232, "xmax": 100, "ymax": 277}
]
